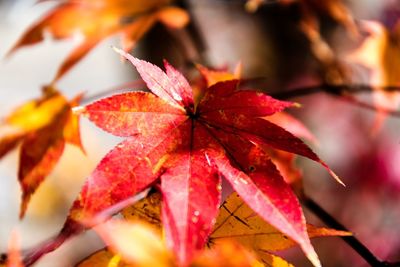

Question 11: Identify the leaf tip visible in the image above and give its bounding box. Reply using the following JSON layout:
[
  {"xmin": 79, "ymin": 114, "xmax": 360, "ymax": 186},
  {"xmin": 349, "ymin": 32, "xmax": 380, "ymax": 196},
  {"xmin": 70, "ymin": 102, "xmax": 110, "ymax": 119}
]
[
  {"xmin": 308, "ymin": 252, "xmax": 322, "ymax": 267},
  {"xmin": 19, "ymin": 198, "xmax": 28, "ymax": 220},
  {"xmin": 72, "ymin": 106, "xmax": 86, "ymax": 116},
  {"xmin": 112, "ymin": 46, "xmax": 124, "ymax": 55},
  {"xmin": 293, "ymin": 102, "xmax": 302, "ymax": 108},
  {"xmin": 4, "ymin": 48, "xmax": 15, "ymax": 59},
  {"xmin": 319, "ymin": 160, "xmax": 345, "ymax": 186},
  {"xmin": 112, "ymin": 46, "xmax": 140, "ymax": 67},
  {"xmin": 328, "ymin": 169, "xmax": 346, "ymax": 187},
  {"xmin": 112, "ymin": 46, "xmax": 131, "ymax": 61},
  {"xmin": 313, "ymin": 260, "xmax": 322, "ymax": 267}
]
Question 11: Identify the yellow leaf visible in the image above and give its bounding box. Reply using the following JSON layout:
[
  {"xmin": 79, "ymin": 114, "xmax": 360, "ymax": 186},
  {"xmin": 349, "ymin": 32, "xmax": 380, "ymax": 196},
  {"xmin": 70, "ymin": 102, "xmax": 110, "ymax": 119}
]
[
  {"xmin": 192, "ymin": 240, "xmax": 264, "ymax": 267},
  {"xmin": 259, "ymin": 253, "xmax": 294, "ymax": 267},
  {"xmin": 93, "ymin": 220, "xmax": 173, "ymax": 267},
  {"xmin": 122, "ymin": 190, "xmax": 162, "ymax": 228},
  {"xmin": 210, "ymin": 193, "xmax": 350, "ymax": 254},
  {"xmin": 6, "ymin": 91, "xmax": 67, "ymax": 133},
  {"xmin": 76, "ymin": 249, "xmax": 133, "ymax": 267}
]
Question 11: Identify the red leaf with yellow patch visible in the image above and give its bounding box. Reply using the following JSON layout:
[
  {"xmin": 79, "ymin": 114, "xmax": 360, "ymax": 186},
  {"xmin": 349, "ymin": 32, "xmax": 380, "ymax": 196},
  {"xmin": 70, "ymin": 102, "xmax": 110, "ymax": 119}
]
[{"xmin": 23, "ymin": 51, "xmax": 339, "ymax": 267}]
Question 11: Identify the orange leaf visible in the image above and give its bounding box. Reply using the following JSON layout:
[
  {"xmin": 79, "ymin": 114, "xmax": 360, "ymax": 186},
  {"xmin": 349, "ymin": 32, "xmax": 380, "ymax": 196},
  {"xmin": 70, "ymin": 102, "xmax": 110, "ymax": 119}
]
[
  {"xmin": 156, "ymin": 7, "xmax": 190, "ymax": 29},
  {"xmin": 0, "ymin": 87, "xmax": 84, "ymax": 218},
  {"xmin": 0, "ymin": 132, "xmax": 25, "ymax": 159},
  {"xmin": 197, "ymin": 64, "xmax": 241, "ymax": 88},
  {"xmin": 63, "ymin": 93, "xmax": 85, "ymax": 152},
  {"xmin": 121, "ymin": 14, "xmax": 158, "ymax": 52},
  {"xmin": 9, "ymin": 0, "xmax": 189, "ymax": 81}
]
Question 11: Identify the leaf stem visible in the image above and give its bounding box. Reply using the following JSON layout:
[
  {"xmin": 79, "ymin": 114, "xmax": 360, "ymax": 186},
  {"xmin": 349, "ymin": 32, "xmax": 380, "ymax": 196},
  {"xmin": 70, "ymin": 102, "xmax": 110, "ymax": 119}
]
[{"xmin": 302, "ymin": 194, "xmax": 400, "ymax": 267}]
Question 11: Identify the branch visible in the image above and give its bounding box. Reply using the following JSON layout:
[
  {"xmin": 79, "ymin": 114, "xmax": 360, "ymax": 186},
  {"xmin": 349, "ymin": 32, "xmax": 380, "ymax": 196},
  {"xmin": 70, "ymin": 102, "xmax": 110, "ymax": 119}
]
[
  {"xmin": 302, "ymin": 194, "xmax": 400, "ymax": 267},
  {"xmin": 338, "ymin": 95, "xmax": 400, "ymax": 118},
  {"xmin": 174, "ymin": 0, "xmax": 210, "ymax": 66},
  {"xmin": 269, "ymin": 84, "xmax": 400, "ymax": 99},
  {"xmin": 266, "ymin": 83, "xmax": 400, "ymax": 117}
]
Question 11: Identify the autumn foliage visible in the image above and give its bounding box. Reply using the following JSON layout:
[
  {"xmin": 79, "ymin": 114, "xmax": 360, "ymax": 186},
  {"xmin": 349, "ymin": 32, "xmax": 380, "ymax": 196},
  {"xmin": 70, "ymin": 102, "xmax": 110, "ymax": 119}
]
[{"xmin": 1, "ymin": 0, "xmax": 400, "ymax": 267}]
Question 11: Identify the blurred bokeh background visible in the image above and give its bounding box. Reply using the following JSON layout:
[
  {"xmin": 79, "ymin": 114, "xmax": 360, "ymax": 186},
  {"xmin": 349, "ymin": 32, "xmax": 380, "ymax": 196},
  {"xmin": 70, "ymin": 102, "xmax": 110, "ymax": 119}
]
[{"xmin": 0, "ymin": 0, "xmax": 400, "ymax": 266}]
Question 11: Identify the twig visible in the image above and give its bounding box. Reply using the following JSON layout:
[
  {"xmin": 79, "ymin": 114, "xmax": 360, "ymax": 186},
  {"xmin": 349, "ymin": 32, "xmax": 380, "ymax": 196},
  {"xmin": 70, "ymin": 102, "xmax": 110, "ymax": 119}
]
[
  {"xmin": 268, "ymin": 83, "xmax": 400, "ymax": 99},
  {"xmin": 302, "ymin": 194, "xmax": 400, "ymax": 267},
  {"xmin": 339, "ymin": 95, "xmax": 400, "ymax": 118},
  {"xmin": 175, "ymin": 0, "xmax": 210, "ymax": 66},
  {"xmin": 266, "ymin": 83, "xmax": 400, "ymax": 117}
]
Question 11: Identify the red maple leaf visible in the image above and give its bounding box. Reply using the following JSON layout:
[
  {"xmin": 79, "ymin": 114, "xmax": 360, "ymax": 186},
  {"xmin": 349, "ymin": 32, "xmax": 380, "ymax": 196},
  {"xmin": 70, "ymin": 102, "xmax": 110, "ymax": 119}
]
[{"xmin": 23, "ymin": 49, "xmax": 340, "ymax": 267}]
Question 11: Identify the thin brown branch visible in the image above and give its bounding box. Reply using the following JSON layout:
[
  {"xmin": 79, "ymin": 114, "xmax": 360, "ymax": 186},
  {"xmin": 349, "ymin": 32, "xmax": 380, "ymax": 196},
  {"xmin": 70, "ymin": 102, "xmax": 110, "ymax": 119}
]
[
  {"xmin": 302, "ymin": 194, "xmax": 400, "ymax": 267},
  {"xmin": 339, "ymin": 95, "xmax": 400, "ymax": 118},
  {"xmin": 267, "ymin": 83, "xmax": 400, "ymax": 117},
  {"xmin": 269, "ymin": 84, "xmax": 400, "ymax": 99},
  {"xmin": 176, "ymin": 0, "xmax": 210, "ymax": 66}
]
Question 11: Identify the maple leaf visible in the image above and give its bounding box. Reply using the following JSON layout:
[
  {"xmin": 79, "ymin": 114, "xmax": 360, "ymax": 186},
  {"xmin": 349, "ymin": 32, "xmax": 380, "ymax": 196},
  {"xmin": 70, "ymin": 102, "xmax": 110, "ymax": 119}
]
[
  {"xmin": 196, "ymin": 64, "xmax": 316, "ymax": 194},
  {"xmin": 76, "ymin": 220, "xmax": 264, "ymax": 267},
  {"xmin": 210, "ymin": 192, "xmax": 351, "ymax": 262},
  {"xmin": 23, "ymin": 50, "xmax": 340, "ymax": 266},
  {"xmin": 8, "ymin": 0, "xmax": 189, "ymax": 82},
  {"xmin": 196, "ymin": 63, "xmax": 242, "ymax": 88},
  {"xmin": 0, "ymin": 86, "xmax": 84, "ymax": 218},
  {"xmin": 123, "ymin": 191, "xmax": 349, "ymax": 266},
  {"xmin": 77, "ymin": 191, "xmax": 349, "ymax": 267}
]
